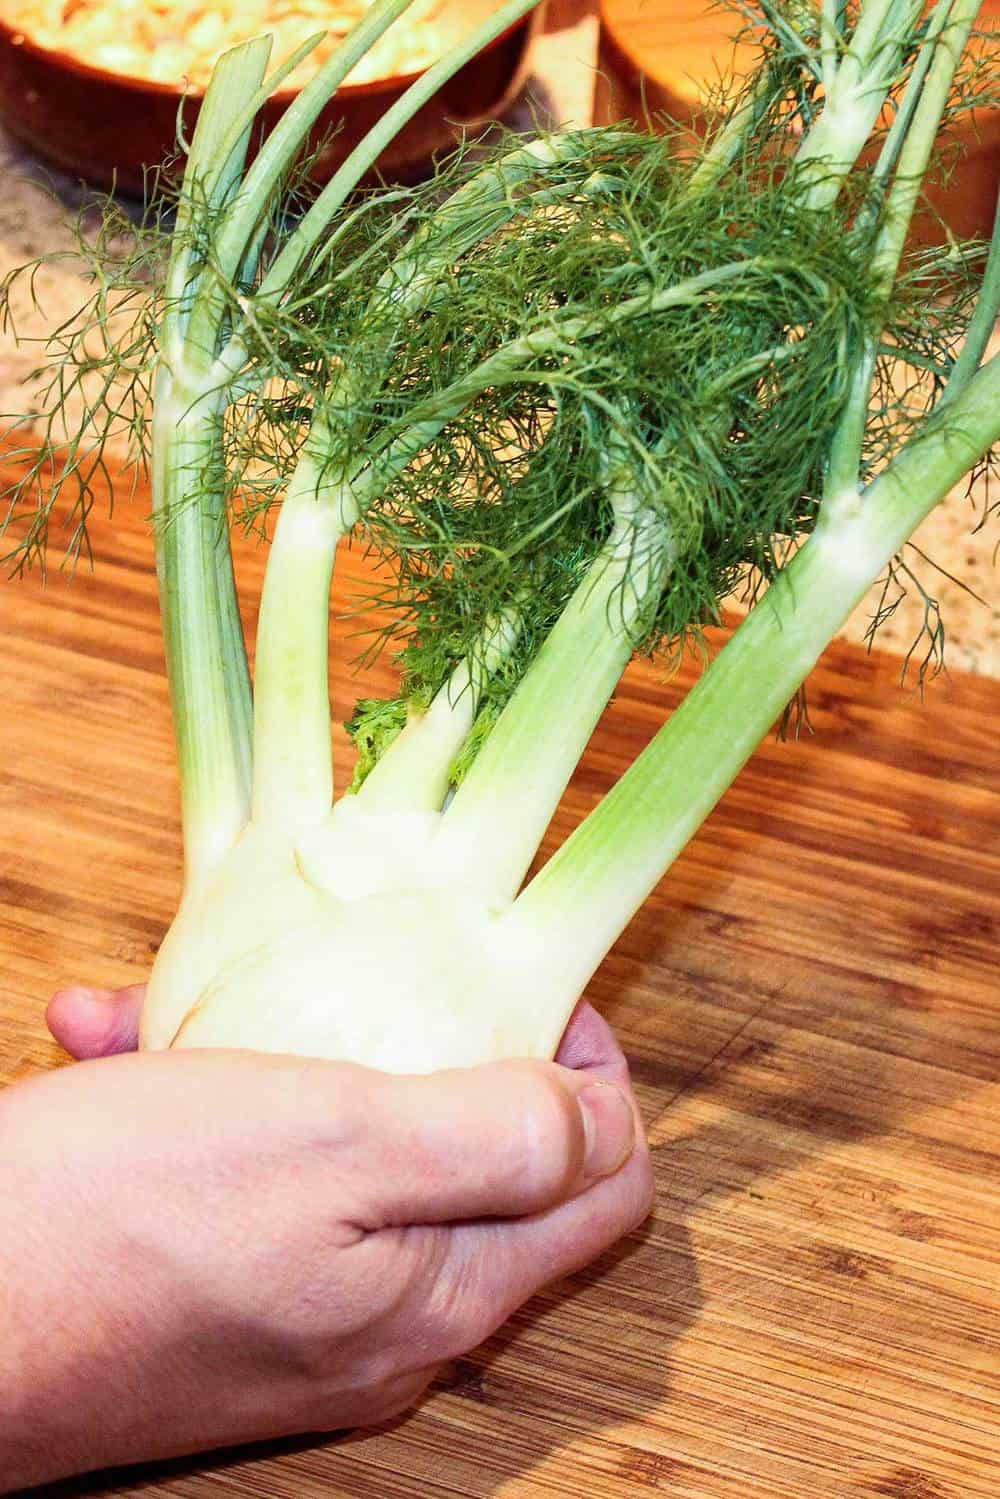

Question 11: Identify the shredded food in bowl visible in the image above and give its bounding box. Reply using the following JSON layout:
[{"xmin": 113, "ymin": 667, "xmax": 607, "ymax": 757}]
[{"xmin": 3, "ymin": 0, "xmax": 451, "ymax": 87}]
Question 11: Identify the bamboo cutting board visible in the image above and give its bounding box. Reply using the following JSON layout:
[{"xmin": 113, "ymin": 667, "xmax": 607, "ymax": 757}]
[{"xmin": 1, "ymin": 478, "xmax": 999, "ymax": 1499}]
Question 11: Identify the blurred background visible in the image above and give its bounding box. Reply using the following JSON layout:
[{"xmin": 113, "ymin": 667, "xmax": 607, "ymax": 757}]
[{"xmin": 0, "ymin": 0, "xmax": 996, "ymax": 670}]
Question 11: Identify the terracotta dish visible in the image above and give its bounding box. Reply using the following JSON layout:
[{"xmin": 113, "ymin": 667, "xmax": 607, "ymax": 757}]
[
  {"xmin": 595, "ymin": 0, "xmax": 1000, "ymax": 244},
  {"xmin": 0, "ymin": 1, "xmax": 544, "ymax": 194}
]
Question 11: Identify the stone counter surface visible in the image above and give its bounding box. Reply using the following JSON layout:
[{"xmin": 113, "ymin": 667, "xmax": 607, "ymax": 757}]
[{"xmin": 1, "ymin": 5, "xmax": 996, "ymax": 677}]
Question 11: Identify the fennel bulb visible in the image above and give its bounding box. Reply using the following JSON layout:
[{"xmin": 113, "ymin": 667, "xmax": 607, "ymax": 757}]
[{"xmin": 3, "ymin": 0, "xmax": 998, "ymax": 1071}]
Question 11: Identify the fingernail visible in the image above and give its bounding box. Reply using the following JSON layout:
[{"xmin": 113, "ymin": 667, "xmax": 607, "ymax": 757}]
[{"xmin": 578, "ymin": 1082, "xmax": 635, "ymax": 1181}]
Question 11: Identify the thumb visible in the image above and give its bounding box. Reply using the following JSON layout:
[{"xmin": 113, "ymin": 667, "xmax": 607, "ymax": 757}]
[
  {"xmin": 47, "ymin": 984, "xmax": 145, "ymax": 1059},
  {"xmin": 339, "ymin": 1058, "xmax": 637, "ymax": 1229}
]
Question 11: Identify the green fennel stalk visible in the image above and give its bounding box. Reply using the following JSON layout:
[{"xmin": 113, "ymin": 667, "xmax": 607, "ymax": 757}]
[{"xmin": 2, "ymin": 0, "xmax": 998, "ymax": 1067}]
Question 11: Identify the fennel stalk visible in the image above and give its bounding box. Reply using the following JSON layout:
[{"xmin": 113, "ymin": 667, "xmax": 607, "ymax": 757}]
[{"xmin": 2, "ymin": 0, "xmax": 998, "ymax": 1067}]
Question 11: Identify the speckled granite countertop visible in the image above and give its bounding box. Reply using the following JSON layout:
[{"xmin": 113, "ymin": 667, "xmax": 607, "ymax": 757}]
[{"xmin": 1, "ymin": 9, "xmax": 996, "ymax": 675}]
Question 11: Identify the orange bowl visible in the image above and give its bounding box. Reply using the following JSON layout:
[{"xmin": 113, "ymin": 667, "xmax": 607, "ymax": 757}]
[
  {"xmin": 595, "ymin": 0, "xmax": 1000, "ymax": 244},
  {"xmin": 0, "ymin": 2, "xmax": 544, "ymax": 194}
]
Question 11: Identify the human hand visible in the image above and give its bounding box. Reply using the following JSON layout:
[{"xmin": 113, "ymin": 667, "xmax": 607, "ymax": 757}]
[{"xmin": 0, "ymin": 989, "xmax": 652, "ymax": 1491}]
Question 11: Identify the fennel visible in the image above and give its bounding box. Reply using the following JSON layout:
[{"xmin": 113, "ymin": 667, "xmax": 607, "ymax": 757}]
[{"xmin": 2, "ymin": 0, "xmax": 998, "ymax": 1069}]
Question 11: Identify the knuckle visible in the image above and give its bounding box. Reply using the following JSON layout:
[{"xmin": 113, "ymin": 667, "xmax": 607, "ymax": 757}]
[
  {"xmin": 557, "ymin": 1001, "xmax": 623, "ymax": 1072},
  {"xmin": 507, "ymin": 1062, "xmax": 585, "ymax": 1198},
  {"xmin": 311, "ymin": 1368, "xmax": 433, "ymax": 1433},
  {"xmin": 417, "ymin": 1235, "xmax": 504, "ymax": 1359},
  {"xmin": 219, "ymin": 1235, "xmax": 396, "ymax": 1385},
  {"xmin": 293, "ymin": 1060, "xmax": 372, "ymax": 1153},
  {"xmin": 363, "ymin": 1369, "xmax": 436, "ymax": 1427},
  {"xmin": 439, "ymin": 1286, "xmax": 502, "ymax": 1358}
]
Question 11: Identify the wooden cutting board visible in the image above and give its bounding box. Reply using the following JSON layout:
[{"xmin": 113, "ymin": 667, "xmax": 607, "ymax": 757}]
[{"xmin": 1, "ymin": 479, "xmax": 999, "ymax": 1498}]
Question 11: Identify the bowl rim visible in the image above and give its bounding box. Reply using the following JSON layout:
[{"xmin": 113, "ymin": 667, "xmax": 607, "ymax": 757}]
[{"xmin": 0, "ymin": 8, "xmax": 526, "ymax": 103}]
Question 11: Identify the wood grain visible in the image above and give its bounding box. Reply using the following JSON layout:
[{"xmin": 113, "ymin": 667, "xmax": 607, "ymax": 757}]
[{"xmin": 1, "ymin": 474, "xmax": 999, "ymax": 1499}]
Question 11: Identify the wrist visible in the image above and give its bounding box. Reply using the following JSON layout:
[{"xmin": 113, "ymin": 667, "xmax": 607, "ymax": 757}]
[
  {"xmin": 0, "ymin": 1079, "xmax": 147, "ymax": 1491},
  {"xmin": 0, "ymin": 1113, "xmax": 79, "ymax": 1491}
]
